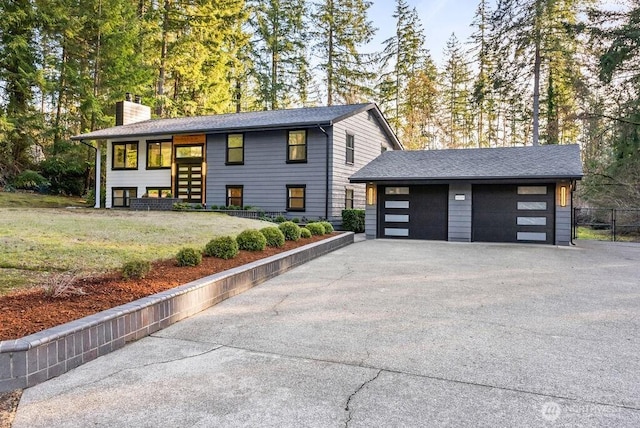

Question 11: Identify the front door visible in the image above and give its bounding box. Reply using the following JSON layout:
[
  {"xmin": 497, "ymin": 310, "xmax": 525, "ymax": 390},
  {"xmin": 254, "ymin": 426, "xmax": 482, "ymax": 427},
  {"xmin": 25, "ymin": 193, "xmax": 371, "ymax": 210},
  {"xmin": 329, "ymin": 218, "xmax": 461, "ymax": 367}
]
[
  {"xmin": 176, "ymin": 162, "xmax": 203, "ymax": 203},
  {"xmin": 173, "ymin": 143, "xmax": 205, "ymax": 203}
]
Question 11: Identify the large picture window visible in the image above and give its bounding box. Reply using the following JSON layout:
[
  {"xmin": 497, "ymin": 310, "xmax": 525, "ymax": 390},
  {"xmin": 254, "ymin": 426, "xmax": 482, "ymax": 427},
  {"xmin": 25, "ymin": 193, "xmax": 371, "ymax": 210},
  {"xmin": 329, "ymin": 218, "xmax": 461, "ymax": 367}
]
[
  {"xmin": 286, "ymin": 185, "xmax": 306, "ymax": 211},
  {"xmin": 346, "ymin": 134, "xmax": 355, "ymax": 164},
  {"xmin": 226, "ymin": 134, "xmax": 244, "ymax": 164},
  {"xmin": 226, "ymin": 185, "xmax": 243, "ymax": 208},
  {"xmin": 112, "ymin": 187, "xmax": 137, "ymax": 207},
  {"xmin": 287, "ymin": 130, "xmax": 307, "ymax": 163},
  {"xmin": 146, "ymin": 140, "xmax": 172, "ymax": 169},
  {"xmin": 112, "ymin": 142, "xmax": 138, "ymax": 169}
]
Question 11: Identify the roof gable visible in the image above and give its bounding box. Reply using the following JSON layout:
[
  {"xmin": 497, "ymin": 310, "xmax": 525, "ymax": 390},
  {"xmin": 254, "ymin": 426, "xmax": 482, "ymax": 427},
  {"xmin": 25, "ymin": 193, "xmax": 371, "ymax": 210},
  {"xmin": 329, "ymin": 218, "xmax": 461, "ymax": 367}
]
[{"xmin": 350, "ymin": 145, "xmax": 583, "ymax": 182}]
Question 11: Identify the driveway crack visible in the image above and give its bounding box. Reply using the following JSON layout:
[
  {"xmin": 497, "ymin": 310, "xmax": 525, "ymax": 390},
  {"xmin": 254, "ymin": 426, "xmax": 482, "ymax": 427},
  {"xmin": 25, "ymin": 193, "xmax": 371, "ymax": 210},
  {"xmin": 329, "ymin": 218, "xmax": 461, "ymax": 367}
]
[
  {"xmin": 271, "ymin": 293, "xmax": 290, "ymax": 316},
  {"xmin": 344, "ymin": 369, "xmax": 382, "ymax": 428}
]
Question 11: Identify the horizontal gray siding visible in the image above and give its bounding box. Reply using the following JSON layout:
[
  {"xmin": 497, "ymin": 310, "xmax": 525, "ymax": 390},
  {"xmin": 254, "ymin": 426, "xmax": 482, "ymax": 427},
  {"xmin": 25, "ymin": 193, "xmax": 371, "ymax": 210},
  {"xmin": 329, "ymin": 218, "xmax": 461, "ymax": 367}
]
[
  {"xmin": 332, "ymin": 110, "xmax": 396, "ymax": 223},
  {"xmin": 555, "ymin": 183, "xmax": 572, "ymax": 245},
  {"xmin": 448, "ymin": 183, "xmax": 472, "ymax": 242},
  {"xmin": 206, "ymin": 128, "xmax": 327, "ymax": 219},
  {"xmin": 365, "ymin": 202, "xmax": 377, "ymax": 239}
]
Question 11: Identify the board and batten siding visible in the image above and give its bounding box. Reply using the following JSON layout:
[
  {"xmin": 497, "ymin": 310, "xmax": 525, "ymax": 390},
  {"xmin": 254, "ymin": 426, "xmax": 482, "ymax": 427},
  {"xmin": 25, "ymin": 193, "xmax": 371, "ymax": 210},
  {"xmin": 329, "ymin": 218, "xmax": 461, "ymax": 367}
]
[
  {"xmin": 206, "ymin": 128, "xmax": 327, "ymax": 218},
  {"xmin": 448, "ymin": 183, "xmax": 472, "ymax": 242},
  {"xmin": 331, "ymin": 110, "xmax": 396, "ymax": 223},
  {"xmin": 105, "ymin": 137, "xmax": 172, "ymax": 208}
]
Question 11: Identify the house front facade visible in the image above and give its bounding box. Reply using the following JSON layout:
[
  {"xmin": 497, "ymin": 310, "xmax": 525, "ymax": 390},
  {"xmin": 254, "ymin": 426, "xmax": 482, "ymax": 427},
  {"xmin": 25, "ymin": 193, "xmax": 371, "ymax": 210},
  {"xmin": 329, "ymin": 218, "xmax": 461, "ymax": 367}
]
[{"xmin": 73, "ymin": 102, "xmax": 402, "ymax": 223}]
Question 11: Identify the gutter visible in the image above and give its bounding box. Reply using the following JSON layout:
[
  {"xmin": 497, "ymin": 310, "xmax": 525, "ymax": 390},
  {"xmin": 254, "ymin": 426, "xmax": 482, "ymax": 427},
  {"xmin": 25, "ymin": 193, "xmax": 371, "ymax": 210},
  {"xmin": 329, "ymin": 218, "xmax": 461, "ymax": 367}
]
[{"xmin": 71, "ymin": 122, "xmax": 335, "ymax": 142}]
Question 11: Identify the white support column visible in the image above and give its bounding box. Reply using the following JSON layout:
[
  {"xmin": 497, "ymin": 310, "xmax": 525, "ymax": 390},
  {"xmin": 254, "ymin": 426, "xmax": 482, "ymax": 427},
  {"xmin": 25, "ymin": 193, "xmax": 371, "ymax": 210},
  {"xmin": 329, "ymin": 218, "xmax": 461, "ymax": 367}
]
[{"xmin": 94, "ymin": 147, "xmax": 101, "ymax": 209}]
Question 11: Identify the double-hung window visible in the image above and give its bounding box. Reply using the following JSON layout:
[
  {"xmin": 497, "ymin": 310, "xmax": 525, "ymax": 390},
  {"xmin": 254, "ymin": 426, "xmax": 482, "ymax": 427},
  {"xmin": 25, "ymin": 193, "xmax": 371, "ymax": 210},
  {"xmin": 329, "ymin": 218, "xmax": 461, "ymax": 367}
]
[
  {"xmin": 287, "ymin": 130, "xmax": 307, "ymax": 163},
  {"xmin": 286, "ymin": 185, "xmax": 306, "ymax": 211},
  {"xmin": 346, "ymin": 134, "xmax": 355, "ymax": 164},
  {"xmin": 226, "ymin": 134, "xmax": 244, "ymax": 164},
  {"xmin": 345, "ymin": 188, "xmax": 354, "ymax": 209},
  {"xmin": 146, "ymin": 140, "xmax": 172, "ymax": 169},
  {"xmin": 226, "ymin": 185, "xmax": 243, "ymax": 208},
  {"xmin": 112, "ymin": 188, "xmax": 137, "ymax": 207},
  {"xmin": 112, "ymin": 142, "xmax": 138, "ymax": 169}
]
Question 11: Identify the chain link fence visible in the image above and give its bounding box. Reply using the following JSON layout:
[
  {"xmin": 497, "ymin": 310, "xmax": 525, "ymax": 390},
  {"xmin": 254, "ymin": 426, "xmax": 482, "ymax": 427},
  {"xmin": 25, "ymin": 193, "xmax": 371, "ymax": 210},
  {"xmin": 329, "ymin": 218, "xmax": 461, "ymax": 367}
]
[{"xmin": 573, "ymin": 208, "xmax": 640, "ymax": 242}]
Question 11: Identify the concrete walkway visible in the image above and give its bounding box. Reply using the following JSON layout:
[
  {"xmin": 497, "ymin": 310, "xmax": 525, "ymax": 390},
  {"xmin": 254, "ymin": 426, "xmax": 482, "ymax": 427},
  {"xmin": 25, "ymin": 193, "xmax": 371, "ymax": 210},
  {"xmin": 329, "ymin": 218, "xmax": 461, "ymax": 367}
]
[{"xmin": 13, "ymin": 240, "xmax": 640, "ymax": 427}]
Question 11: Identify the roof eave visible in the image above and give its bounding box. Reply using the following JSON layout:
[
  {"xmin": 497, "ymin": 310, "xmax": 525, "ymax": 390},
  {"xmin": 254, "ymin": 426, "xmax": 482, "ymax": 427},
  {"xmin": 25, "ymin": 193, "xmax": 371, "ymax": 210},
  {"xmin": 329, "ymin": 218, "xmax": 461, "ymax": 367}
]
[
  {"xmin": 350, "ymin": 174, "xmax": 583, "ymax": 183},
  {"xmin": 71, "ymin": 121, "xmax": 335, "ymax": 141}
]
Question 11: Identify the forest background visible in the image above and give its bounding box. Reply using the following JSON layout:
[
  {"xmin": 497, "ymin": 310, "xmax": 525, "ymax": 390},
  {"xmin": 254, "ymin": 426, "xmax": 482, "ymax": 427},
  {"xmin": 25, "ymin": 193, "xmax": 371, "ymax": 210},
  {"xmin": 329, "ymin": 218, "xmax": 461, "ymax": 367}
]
[{"xmin": 0, "ymin": 0, "xmax": 638, "ymax": 207}]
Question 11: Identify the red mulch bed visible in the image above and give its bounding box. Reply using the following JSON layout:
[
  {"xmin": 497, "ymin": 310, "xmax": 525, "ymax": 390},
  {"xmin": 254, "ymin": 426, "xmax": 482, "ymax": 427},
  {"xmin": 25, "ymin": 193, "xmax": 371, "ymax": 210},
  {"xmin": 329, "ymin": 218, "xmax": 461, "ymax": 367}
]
[{"xmin": 0, "ymin": 235, "xmax": 333, "ymax": 341}]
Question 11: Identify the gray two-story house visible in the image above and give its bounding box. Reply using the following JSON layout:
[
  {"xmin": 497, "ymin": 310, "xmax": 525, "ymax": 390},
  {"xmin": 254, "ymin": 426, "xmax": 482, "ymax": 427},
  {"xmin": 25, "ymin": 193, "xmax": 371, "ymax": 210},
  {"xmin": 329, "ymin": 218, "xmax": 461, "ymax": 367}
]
[{"xmin": 73, "ymin": 102, "xmax": 402, "ymax": 223}]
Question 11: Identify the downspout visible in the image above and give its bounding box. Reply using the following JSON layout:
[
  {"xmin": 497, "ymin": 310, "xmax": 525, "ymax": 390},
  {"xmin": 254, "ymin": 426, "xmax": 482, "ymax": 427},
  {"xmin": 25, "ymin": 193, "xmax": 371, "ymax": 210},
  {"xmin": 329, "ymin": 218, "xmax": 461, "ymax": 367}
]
[
  {"xmin": 79, "ymin": 140, "xmax": 101, "ymax": 209},
  {"xmin": 318, "ymin": 125, "xmax": 330, "ymax": 220}
]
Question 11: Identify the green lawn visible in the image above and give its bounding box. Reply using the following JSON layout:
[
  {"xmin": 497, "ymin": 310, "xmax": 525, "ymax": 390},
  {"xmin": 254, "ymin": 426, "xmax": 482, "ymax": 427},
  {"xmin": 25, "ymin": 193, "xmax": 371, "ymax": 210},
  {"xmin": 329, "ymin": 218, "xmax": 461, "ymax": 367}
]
[
  {"xmin": 0, "ymin": 191, "xmax": 87, "ymax": 208},
  {"xmin": 574, "ymin": 226, "xmax": 638, "ymax": 242},
  {"xmin": 0, "ymin": 207, "xmax": 273, "ymax": 295}
]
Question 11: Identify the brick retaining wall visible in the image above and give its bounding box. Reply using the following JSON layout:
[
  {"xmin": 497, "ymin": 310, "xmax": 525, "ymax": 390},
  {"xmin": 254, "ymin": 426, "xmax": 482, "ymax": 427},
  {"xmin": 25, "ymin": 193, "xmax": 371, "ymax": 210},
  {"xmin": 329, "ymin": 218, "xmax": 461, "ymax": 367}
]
[{"xmin": 0, "ymin": 232, "xmax": 354, "ymax": 392}]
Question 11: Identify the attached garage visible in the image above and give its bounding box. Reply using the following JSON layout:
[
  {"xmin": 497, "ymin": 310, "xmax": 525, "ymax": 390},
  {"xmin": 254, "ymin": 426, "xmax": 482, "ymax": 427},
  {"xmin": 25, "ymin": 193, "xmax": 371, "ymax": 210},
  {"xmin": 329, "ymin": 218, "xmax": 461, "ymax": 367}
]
[
  {"xmin": 350, "ymin": 145, "xmax": 583, "ymax": 245},
  {"xmin": 472, "ymin": 184, "xmax": 555, "ymax": 244},
  {"xmin": 379, "ymin": 185, "xmax": 448, "ymax": 240}
]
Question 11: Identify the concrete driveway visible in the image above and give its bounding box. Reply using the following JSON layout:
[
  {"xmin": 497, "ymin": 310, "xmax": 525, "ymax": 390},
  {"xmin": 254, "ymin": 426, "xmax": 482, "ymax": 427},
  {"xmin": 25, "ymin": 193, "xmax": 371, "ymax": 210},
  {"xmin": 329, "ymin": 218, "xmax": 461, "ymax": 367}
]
[{"xmin": 13, "ymin": 239, "xmax": 640, "ymax": 427}]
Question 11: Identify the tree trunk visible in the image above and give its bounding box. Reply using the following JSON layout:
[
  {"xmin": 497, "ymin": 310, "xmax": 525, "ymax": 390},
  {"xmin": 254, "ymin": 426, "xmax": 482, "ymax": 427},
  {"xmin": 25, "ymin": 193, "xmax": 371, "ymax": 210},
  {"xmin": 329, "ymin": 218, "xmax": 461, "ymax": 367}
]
[
  {"xmin": 157, "ymin": 0, "xmax": 170, "ymax": 117},
  {"xmin": 532, "ymin": 39, "xmax": 541, "ymax": 146}
]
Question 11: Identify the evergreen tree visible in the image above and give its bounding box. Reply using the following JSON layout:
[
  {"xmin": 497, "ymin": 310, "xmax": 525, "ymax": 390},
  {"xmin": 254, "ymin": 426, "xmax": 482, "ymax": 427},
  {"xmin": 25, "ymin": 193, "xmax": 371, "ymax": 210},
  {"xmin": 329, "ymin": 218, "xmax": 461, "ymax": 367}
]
[
  {"xmin": 440, "ymin": 33, "xmax": 473, "ymax": 148},
  {"xmin": 313, "ymin": 0, "xmax": 377, "ymax": 105},
  {"xmin": 379, "ymin": 0, "xmax": 429, "ymax": 134},
  {"xmin": 0, "ymin": 0, "xmax": 41, "ymax": 172},
  {"xmin": 249, "ymin": 0, "xmax": 311, "ymax": 109},
  {"xmin": 490, "ymin": 0, "xmax": 585, "ymax": 146}
]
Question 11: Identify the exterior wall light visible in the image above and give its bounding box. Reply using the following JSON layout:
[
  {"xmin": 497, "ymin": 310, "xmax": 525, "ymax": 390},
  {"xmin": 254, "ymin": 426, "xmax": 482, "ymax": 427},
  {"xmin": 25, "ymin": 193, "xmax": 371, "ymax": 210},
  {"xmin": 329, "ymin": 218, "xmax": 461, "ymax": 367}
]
[
  {"xmin": 560, "ymin": 185, "xmax": 567, "ymax": 207},
  {"xmin": 366, "ymin": 183, "xmax": 377, "ymax": 205}
]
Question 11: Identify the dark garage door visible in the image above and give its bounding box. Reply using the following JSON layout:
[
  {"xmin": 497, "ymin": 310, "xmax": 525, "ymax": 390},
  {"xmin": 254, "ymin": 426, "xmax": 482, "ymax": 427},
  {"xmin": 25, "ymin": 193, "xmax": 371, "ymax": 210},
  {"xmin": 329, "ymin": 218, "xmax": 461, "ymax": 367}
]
[
  {"xmin": 472, "ymin": 184, "xmax": 555, "ymax": 244},
  {"xmin": 379, "ymin": 185, "xmax": 448, "ymax": 240}
]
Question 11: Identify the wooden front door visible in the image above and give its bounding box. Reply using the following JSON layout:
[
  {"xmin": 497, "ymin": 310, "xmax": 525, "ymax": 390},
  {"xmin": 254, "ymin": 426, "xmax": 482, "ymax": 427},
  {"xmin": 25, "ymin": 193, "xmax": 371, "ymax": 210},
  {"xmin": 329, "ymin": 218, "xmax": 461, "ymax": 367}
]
[
  {"xmin": 173, "ymin": 143, "xmax": 205, "ymax": 204},
  {"xmin": 175, "ymin": 162, "xmax": 203, "ymax": 203}
]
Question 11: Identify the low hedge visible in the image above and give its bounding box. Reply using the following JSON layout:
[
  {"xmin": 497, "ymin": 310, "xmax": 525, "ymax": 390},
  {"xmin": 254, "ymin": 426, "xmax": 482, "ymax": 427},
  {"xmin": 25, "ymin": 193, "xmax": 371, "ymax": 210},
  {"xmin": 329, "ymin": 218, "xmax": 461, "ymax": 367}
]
[
  {"xmin": 279, "ymin": 221, "xmax": 301, "ymax": 241},
  {"xmin": 306, "ymin": 222, "xmax": 325, "ymax": 236},
  {"xmin": 176, "ymin": 247, "xmax": 202, "ymax": 266},
  {"xmin": 300, "ymin": 227, "xmax": 312, "ymax": 238},
  {"xmin": 204, "ymin": 236, "xmax": 239, "ymax": 259},
  {"xmin": 236, "ymin": 229, "xmax": 267, "ymax": 251},
  {"xmin": 342, "ymin": 209, "xmax": 365, "ymax": 233},
  {"xmin": 261, "ymin": 226, "xmax": 285, "ymax": 248}
]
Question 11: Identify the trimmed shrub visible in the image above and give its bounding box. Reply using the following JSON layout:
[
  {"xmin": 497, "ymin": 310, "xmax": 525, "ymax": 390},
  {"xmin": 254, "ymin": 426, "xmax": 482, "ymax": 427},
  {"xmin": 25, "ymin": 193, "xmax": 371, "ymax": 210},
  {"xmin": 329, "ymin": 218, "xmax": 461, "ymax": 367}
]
[
  {"xmin": 274, "ymin": 215, "xmax": 287, "ymax": 223},
  {"xmin": 306, "ymin": 222, "xmax": 325, "ymax": 235},
  {"xmin": 300, "ymin": 227, "xmax": 312, "ymax": 238},
  {"xmin": 261, "ymin": 227, "xmax": 285, "ymax": 248},
  {"xmin": 122, "ymin": 259, "xmax": 151, "ymax": 279},
  {"xmin": 319, "ymin": 221, "xmax": 334, "ymax": 234},
  {"xmin": 342, "ymin": 209, "xmax": 365, "ymax": 233},
  {"xmin": 236, "ymin": 229, "xmax": 267, "ymax": 251},
  {"xmin": 204, "ymin": 236, "xmax": 239, "ymax": 259},
  {"xmin": 175, "ymin": 247, "xmax": 202, "ymax": 266},
  {"xmin": 278, "ymin": 221, "xmax": 301, "ymax": 241}
]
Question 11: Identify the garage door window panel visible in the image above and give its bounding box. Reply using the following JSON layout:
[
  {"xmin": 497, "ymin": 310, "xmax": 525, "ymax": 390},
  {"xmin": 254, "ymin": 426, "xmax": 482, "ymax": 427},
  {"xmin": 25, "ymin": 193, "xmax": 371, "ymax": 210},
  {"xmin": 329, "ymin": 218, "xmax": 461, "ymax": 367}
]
[{"xmin": 518, "ymin": 201, "xmax": 547, "ymax": 210}]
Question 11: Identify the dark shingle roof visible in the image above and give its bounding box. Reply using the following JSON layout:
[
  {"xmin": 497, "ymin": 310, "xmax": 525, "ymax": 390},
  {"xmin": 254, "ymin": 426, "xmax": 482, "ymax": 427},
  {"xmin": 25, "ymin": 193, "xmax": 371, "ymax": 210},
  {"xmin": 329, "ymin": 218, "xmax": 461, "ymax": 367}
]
[
  {"xmin": 350, "ymin": 144, "xmax": 583, "ymax": 182},
  {"xmin": 72, "ymin": 103, "xmax": 397, "ymax": 143}
]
